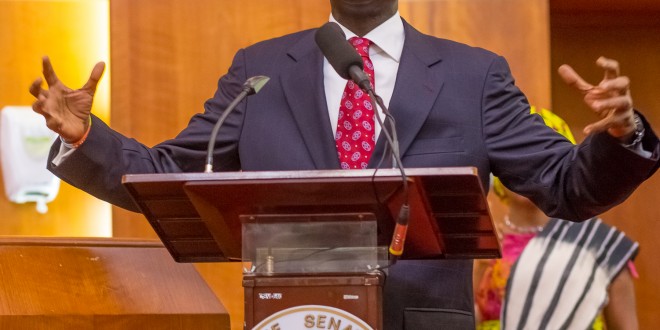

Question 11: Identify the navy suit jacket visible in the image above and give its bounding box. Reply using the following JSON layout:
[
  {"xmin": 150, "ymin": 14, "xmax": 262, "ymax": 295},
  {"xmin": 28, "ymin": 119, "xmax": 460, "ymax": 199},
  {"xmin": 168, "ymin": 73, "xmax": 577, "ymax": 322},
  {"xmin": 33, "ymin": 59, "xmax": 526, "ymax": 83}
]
[{"xmin": 49, "ymin": 20, "xmax": 659, "ymax": 329}]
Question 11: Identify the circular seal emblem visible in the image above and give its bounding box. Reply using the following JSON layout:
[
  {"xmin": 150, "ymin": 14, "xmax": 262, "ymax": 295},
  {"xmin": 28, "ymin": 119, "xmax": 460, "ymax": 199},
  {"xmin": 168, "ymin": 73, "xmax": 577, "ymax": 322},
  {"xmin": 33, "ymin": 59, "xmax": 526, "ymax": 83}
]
[{"xmin": 252, "ymin": 305, "xmax": 374, "ymax": 330}]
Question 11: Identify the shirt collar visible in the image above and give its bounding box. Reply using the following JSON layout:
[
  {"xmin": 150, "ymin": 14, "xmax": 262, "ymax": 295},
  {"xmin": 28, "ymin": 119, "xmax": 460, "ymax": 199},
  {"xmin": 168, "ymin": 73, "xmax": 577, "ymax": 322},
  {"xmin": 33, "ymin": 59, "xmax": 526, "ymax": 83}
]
[{"xmin": 329, "ymin": 12, "xmax": 404, "ymax": 63}]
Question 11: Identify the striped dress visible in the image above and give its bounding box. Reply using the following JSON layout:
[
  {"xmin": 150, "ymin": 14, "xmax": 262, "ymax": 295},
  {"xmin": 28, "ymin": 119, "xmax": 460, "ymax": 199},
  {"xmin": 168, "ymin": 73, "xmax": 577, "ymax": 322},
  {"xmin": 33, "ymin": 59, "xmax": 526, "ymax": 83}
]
[{"xmin": 501, "ymin": 218, "xmax": 639, "ymax": 330}]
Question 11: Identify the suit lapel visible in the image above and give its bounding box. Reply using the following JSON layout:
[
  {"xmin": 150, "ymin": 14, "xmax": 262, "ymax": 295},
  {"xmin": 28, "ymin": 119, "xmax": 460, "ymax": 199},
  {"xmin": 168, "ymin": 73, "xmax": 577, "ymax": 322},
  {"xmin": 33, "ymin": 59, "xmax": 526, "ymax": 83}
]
[
  {"xmin": 371, "ymin": 21, "xmax": 445, "ymax": 165},
  {"xmin": 281, "ymin": 31, "xmax": 340, "ymax": 169},
  {"xmin": 280, "ymin": 22, "xmax": 444, "ymax": 169}
]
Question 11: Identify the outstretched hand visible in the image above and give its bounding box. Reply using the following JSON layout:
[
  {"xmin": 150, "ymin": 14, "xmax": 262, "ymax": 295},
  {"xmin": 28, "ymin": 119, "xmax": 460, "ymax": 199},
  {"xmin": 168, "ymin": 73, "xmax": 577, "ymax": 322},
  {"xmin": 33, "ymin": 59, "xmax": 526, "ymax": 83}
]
[
  {"xmin": 29, "ymin": 56, "xmax": 105, "ymax": 143},
  {"xmin": 558, "ymin": 57, "xmax": 635, "ymax": 140}
]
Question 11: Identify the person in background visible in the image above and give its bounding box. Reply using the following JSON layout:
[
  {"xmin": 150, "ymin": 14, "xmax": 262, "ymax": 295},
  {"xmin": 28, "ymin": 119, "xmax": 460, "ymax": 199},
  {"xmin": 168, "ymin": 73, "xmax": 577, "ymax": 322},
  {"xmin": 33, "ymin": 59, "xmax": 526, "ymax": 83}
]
[
  {"xmin": 474, "ymin": 107, "xmax": 639, "ymax": 330},
  {"xmin": 29, "ymin": 0, "xmax": 659, "ymax": 328}
]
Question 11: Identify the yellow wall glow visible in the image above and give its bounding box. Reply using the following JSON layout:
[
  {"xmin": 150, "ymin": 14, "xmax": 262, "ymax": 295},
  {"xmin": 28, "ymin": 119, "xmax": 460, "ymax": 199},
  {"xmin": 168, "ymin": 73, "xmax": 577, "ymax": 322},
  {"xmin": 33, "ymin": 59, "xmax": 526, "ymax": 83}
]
[{"xmin": 0, "ymin": 0, "xmax": 111, "ymax": 237}]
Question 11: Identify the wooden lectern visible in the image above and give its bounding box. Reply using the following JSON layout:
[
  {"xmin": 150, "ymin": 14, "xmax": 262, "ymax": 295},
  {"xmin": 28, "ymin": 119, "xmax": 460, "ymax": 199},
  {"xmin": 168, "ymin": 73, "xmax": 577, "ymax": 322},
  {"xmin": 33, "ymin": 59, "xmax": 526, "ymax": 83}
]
[{"xmin": 123, "ymin": 167, "xmax": 500, "ymax": 329}]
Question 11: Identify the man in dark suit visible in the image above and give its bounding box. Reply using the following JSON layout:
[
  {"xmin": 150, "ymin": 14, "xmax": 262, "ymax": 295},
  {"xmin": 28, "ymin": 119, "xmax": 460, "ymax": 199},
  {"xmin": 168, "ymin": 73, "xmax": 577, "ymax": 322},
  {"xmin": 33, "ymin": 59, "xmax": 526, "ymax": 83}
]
[{"xmin": 30, "ymin": 0, "xmax": 659, "ymax": 328}]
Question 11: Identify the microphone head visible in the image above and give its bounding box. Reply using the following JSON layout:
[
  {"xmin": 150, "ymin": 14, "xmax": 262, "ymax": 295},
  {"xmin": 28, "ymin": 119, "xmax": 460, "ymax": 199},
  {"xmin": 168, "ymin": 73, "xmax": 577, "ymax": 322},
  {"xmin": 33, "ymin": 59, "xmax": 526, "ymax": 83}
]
[
  {"xmin": 314, "ymin": 22, "xmax": 363, "ymax": 80},
  {"xmin": 243, "ymin": 75, "xmax": 270, "ymax": 95}
]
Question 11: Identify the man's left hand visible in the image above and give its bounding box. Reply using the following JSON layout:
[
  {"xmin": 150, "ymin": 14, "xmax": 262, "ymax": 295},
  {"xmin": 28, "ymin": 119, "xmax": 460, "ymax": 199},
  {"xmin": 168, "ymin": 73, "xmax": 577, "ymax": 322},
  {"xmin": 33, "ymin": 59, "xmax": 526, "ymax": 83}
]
[{"xmin": 558, "ymin": 56, "xmax": 635, "ymax": 141}]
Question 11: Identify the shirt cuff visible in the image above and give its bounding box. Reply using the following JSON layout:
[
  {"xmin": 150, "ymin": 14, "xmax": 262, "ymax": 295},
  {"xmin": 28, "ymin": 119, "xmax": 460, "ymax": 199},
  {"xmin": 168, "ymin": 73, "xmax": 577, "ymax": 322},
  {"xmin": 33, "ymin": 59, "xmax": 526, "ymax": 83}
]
[{"xmin": 51, "ymin": 139, "xmax": 77, "ymax": 166}]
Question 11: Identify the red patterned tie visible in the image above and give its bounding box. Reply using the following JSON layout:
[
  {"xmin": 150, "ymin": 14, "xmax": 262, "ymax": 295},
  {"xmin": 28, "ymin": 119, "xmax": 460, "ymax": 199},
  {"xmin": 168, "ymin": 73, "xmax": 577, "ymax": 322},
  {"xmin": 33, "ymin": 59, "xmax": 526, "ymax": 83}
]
[{"xmin": 335, "ymin": 37, "xmax": 376, "ymax": 170}]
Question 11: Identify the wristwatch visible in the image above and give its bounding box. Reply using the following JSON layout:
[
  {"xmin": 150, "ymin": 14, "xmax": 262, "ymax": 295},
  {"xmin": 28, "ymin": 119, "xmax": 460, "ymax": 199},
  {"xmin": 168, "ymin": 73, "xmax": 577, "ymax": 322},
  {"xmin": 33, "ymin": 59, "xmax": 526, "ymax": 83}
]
[{"xmin": 621, "ymin": 113, "xmax": 645, "ymax": 148}]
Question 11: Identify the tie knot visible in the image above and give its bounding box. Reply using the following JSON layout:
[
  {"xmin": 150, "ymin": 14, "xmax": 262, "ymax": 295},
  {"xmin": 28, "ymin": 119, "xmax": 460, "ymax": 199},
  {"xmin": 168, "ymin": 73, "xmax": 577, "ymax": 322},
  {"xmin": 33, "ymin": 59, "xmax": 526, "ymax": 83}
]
[{"xmin": 349, "ymin": 37, "xmax": 372, "ymax": 57}]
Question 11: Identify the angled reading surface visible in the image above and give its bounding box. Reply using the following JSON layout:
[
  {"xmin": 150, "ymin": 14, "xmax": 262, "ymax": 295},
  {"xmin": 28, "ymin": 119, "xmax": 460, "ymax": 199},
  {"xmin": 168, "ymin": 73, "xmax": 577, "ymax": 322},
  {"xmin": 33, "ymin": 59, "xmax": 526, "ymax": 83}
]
[{"xmin": 122, "ymin": 168, "xmax": 500, "ymax": 263}]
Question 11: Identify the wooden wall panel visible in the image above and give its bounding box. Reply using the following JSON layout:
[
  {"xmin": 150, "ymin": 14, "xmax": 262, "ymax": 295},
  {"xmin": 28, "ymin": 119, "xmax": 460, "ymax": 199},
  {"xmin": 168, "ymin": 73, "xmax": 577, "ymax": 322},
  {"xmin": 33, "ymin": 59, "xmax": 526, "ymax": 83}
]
[
  {"xmin": 400, "ymin": 0, "xmax": 551, "ymax": 109},
  {"xmin": 551, "ymin": 10, "xmax": 660, "ymax": 328},
  {"xmin": 551, "ymin": 0, "xmax": 660, "ymax": 12},
  {"xmin": 109, "ymin": 1, "xmax": 552, "ymax": 329},
  {"xmin": 0, "ymin": 0, "xmax": 111, "ymax": 237}
]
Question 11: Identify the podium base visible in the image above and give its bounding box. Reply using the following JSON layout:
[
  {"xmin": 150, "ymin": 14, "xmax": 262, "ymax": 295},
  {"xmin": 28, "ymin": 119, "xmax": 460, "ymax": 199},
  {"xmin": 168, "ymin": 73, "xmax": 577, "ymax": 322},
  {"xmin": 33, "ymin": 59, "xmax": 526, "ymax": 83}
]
[{"xmin": 243, "ymin": 273, "xmax": 383, "ymax": 329}]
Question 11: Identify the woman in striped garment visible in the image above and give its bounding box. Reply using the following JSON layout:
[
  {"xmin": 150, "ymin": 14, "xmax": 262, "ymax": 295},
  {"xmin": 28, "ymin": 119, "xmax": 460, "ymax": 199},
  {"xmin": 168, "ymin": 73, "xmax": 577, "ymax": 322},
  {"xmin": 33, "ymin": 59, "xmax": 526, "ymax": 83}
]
[{"xmin": 474, "ymin": 107, "xmax": 639, "ymax": 330}]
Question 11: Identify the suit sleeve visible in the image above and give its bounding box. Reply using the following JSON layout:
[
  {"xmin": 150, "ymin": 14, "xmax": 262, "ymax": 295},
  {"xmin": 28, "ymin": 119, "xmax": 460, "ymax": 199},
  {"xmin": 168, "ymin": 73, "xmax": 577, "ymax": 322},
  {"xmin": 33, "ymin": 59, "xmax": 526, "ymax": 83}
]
[
  {"xmin": 47, "ymin": 49, "xmax": 250, "ymax": 211},
  {"xmin": 483, "ymin": 56, "xmax": 659, "ymax": 220}
]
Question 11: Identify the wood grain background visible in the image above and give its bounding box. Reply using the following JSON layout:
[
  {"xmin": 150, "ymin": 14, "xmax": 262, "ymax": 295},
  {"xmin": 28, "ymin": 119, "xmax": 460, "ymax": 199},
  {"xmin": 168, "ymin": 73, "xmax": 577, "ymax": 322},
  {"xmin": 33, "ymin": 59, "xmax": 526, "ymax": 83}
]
[{"xmin": 1, "ymin": 1, "xmax": 657, "ymax": 329}]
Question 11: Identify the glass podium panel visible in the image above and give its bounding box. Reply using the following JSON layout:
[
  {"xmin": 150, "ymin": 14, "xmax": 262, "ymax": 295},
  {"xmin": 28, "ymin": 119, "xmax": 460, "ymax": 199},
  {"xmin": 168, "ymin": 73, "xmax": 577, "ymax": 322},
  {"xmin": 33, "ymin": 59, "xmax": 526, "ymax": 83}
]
[{"xmin": 241, "ymin": 213, "xmax": 388, "ymax": 274}]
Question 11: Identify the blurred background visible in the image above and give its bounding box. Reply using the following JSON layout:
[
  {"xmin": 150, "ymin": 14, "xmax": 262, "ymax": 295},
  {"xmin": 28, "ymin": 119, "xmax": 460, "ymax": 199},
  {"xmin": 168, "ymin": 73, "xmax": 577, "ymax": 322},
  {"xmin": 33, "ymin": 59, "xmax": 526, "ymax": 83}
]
[{"xmin": 1, "ymin": 1, "xmax": 658, "ymax": 329}]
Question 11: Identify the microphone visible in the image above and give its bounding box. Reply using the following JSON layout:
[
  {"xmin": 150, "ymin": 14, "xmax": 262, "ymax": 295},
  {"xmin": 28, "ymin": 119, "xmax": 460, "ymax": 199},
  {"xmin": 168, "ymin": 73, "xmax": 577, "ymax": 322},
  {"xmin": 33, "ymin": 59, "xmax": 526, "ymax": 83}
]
[
  {"xmin": 204, "ymin": 76, "xmax": 270, "ymax": 173},
  {"xmin": 314, "ymin": 22, "xmax": 410, "ymax": 261},
  {"xmin": 314, "ymin": 22, "xmax": 372, "ymax": 92},
  {"xmin": 314, "ymin": 22, "xmax": 400, "ymax": 157}
]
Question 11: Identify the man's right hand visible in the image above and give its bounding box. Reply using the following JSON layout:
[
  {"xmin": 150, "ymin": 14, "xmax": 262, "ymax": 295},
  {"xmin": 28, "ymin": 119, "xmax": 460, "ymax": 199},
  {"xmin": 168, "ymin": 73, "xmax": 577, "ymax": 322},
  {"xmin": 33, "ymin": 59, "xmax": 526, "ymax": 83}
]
[{"xmin": 29, "ymin": 56, "xmax": 105, "ymax": 143}]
